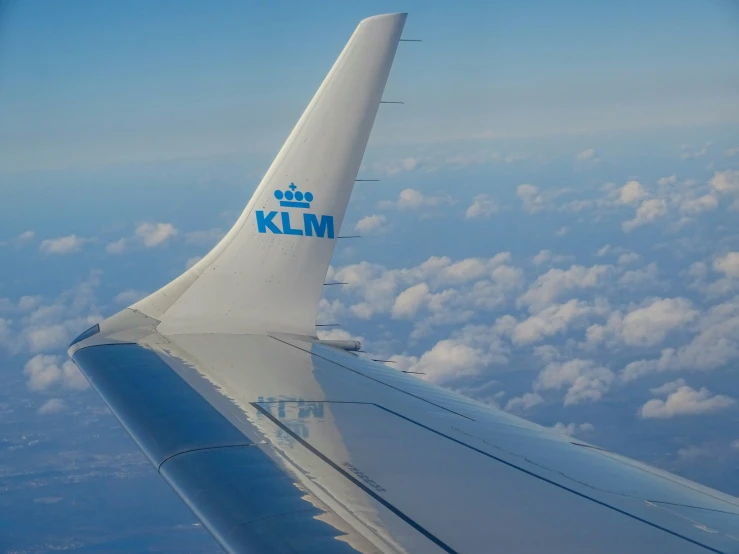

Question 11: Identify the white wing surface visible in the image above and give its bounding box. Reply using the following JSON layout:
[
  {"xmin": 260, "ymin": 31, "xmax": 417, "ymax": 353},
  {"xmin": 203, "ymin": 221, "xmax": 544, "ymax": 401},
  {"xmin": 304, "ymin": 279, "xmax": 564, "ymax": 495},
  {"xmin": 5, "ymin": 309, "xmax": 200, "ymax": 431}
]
[{"xmin": 69, "ymin": 13, "xmax": 739, "ymax": 554}]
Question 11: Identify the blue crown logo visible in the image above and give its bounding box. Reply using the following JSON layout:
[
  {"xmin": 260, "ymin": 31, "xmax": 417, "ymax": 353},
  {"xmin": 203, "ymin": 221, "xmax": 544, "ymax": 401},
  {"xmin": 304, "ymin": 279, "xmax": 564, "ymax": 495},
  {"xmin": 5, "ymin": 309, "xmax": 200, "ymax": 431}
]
[{"xmin": 274, "ymin": 183, "xmax": 313, "ymax": 209}]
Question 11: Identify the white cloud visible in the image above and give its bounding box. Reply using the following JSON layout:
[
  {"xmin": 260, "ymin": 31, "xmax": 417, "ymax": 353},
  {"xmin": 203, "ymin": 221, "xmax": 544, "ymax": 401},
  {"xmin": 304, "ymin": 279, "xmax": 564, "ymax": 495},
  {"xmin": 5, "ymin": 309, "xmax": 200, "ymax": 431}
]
[
  {"xmin": 437, "ymin": 258, "xmax": 488, "ymax": 285},
  {"xmin": 711, "ymin": 169, "xmax": 739, "ymax": 194},
  {"xmin": 18, "ymin": 296, "xmax": 41, "ymax": 312},
  {"xmin": 517, "ymin": 184, "xmax": 544, "ymax": 213},
  {"xmin": 392, "ymin": 283, "xmax": 430, "ymax": 319},
  {"xmin": 465, "ymin": 194, "xmax": 499, "ymax": 219},
  {"xmin": 677, "ymin": 445, "xmax": 713, "ymax": 462},
  {"xmin": 316, "ymin": 327, "xmax": 362, "ymax": 342},
  {"xmin": 687, "ymin": 261, "xmax": 708, "ymax": 281},
  {"xmin": 505, "ymin": 392, "xmax": 544, "ymax": 413},
  {"xmin": 23, "ymin": 354, "xmax": 88, "ymax": 392},
  {"xmin": 368, "ymin": 151, "xmax": 526, "ymax": 176},
  {"xmin": 388, "ymin": 324, "xmax": 509, "ymax": 385},
  {"xmin": 533, "ymin": 344, "xmax": 561, "ymax": 364},
  {"xmin": 15, "ymin": 230, "xmax": 35, "ymax": 245},
  {"xmin": 40, "ymin": 235, "xmax": 87, "ymax": 254},
  {"xmin": 38, "ymin": 398, "xmax": 67, "ymax": 415},
  {"xmin": 710, "ymin": 169, "xmax": 739, "ymax": 193},
  {"xmin": 329, "ymin": 254, "xmax": 518, "ymax": 323},
  {"xmin": 689, "ymin": 258, "xmax": 739, "ymax": 300},
  {"xmin": 551, "ymin": 422, "xmax": 594, "ymax": 436},
  {"xmin": 114, "ymin": 290, "xmax": 147, "ymax": 305},
  {"xmin": 650, "ymin": 378, "xmax": 687, "ymax": 396},
  {"xmin": 0, "ymin": 273, "xmax": 103, "ymax": 357},
  {"xmin": 679, "ymin": 194, "xmax": 718, "ymax": 215},
  {"xmin": 185, "ymin": 228, "xmax": 224, "ymax": 246},
  {"xmin": 622, "ymin": 198, "xmax": 667, "ymax": 232},
  {"xmin": 725, "ymin": 147, "xmax": 739, "ymax": 157},
  {"xmin": 371, "ymin": 156, "xmax": 420, "ymax": 175},
  {"xmin": 639, "ymin": 384, "xmax": 735, "ymax": 419},
  {"xmin": 25, "ymin": 325, "xmax": 70, "ymax": 353},
  {"xmin": 710, "ymin": 170, "xmax": 739, "ymax": 210},
  {"xmin": 619, "ymin": 298, "xmax": 697, "ymax": 347},
  {"xmin": 136, "ymin": 222, "xmax": 178, "ymax": 247},
  {"xmin": 511, "ymin": 300, "xmax": 594, "ymax": 345},
  {"xmin": 657, "ymin": 175, "xmax": 678, "ymax": 187},
  {"xmin": 619, "ymin": 180, "xmax": 647, "ymax": 205},
  {"xmin": 714, "ymin": 252, "xmax": 739, "ymax": 279},
  {"xmin": 618, "ymin": 262, "xmax": 659, "ymax": 288},
  {"xmin": 575, "ymin": 148, "xmax": 600, "ymax": 164},
  {"xmin": 379, "ymin": 188, "xmax": 453, "ymax": 211},
  {"xmin": 515, "ymin": 184, "xmax": 576, "ymax": 214},
  {"xmin": 620, "ymin": 296, "xmax": 739, "ymax": 381},
  {"xmin": 355, "ymin": 214, "xmax": 387, "ymax": 233},
  {"xmin": 23, "ymin": 355, "xmax": 60, "ymax": 391},
  {"xmin": 534, "ymin": 359, "xmax": 614, "ymax": 406},
  {"xmin": 490, "ymin": 264, "xmax": 525, "ymax": 289},
  {"xmin": 532, "ymin": 250, "xmax": 572, "ymax": 266},
  {"xmin": 105, "ymin": 238, "xmax": 127, "ymax": 254},
  {"xmin": 587, "ymin": 297, "xmax": 696, "ymax": 349},
  {"xmin": 517, "ymin": 264, "xmax": 610, "ymax": 313},
  {"xmin": 413, "ymin": 339, "xmax": 494, "ymax": 385},
  {"xmin": 617, "ymin": 252, "xmax": 640, "ymax": 266},
  {"xmin": 680, "ymin": 146, "xmax": 708, "ymax": 160}
]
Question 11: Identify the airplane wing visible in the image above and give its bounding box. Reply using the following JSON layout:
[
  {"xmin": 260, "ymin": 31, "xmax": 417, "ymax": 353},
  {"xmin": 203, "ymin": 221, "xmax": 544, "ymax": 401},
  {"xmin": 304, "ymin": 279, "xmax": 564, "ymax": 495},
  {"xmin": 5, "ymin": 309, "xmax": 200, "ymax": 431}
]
[{"xmin": 68, "ymin": 13, "xmax": 739, "ymax": 554}]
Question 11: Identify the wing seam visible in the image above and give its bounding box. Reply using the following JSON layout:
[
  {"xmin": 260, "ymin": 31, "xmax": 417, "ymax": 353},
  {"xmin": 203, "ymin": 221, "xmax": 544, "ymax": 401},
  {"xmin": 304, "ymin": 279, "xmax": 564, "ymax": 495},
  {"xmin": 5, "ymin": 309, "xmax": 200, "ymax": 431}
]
[
  {"xmin": 157, "ymin": 443, "xmax": 257, "ymax": 472},
  {"xmin": 268, "ymin": 335, "xmax": 476, "ymax": 421},
  {"xmin": 256, "ymin": 400, "xmax": 728, "ymax": 554},
  {"xmin": 252, "ymin": 402, "xmax": 458, "ymax": 554},
  {"xmin": 376, "ymin": 403, "xmax": 727, "ymax": 554}
]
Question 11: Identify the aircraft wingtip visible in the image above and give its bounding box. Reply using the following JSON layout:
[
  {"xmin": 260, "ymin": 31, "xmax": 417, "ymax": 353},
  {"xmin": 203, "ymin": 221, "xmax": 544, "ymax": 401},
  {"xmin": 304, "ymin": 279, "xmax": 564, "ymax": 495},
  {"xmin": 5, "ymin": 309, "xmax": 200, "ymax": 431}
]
[{"xmin": 359, "ymin": 13, "xmax": 408, "ymax": 25}]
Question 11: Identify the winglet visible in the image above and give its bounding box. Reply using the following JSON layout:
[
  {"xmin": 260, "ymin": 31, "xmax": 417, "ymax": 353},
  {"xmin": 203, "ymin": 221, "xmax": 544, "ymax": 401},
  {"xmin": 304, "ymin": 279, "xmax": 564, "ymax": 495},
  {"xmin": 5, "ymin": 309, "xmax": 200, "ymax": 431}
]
[{"xmin": 133, "ymin": 13, "xmax": 407, "ymax": 336}]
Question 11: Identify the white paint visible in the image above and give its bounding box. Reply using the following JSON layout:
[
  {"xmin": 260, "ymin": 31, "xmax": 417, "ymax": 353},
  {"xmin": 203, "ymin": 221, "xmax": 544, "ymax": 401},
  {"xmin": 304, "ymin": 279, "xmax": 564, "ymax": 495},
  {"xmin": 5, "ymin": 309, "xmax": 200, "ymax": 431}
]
[{"xmin": 133, "ymin": 14, "xmax": 407, "ymax": 337}]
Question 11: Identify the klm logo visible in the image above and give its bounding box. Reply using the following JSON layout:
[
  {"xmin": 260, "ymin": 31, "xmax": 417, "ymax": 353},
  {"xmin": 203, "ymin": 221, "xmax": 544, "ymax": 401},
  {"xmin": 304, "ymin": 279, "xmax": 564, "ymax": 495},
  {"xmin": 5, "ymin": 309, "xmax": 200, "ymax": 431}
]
[{"xmin": 256, "ymin": 183, "xmax": 334, "ymax": 239}]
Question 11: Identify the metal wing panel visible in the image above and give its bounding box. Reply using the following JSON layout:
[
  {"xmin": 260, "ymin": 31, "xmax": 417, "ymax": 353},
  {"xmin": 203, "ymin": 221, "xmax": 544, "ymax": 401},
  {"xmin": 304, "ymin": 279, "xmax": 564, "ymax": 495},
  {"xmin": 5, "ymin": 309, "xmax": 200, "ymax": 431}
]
[
  {"xmin": 160, "ymin": 447, "xmax": 367, "ymax": 554},
  {"xmin": 253, "ymin": 400, "xmax": 716, "ymax": 554},
  {"xmin": 73, "ymin": 344, "xmax": 251, "ymax": 467},
  {"xmin": 72, "ymin": 344, "xmax": 385, "ymax": 554},
  {"xmin": 70, "ymin": 330, "xmax": 739, "ymax": 553},
  {"xmin": 157, "ymin": 332, "xmax": 739, "ymax": 553}
]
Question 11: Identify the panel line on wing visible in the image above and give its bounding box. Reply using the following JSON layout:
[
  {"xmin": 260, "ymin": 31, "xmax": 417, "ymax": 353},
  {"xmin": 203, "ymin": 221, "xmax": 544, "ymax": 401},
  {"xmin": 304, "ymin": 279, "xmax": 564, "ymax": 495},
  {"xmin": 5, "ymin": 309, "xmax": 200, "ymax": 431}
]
[
  {"xmin": 252, "ymin": 402, "xmax": 459, "ymax": 554},
  {"xmin": 371, "ymin": 403, "xmax": 727, "ymax": 554},
  {"xmin": 157, "ymin": 442, "xmax": 259, "ymax": 472},
  {"xmin": 268, "ymin": 335, "xmax": 475, "ymax": 421},
  {"xmin": 256, "ymin": 399, "xmax": 729, "ymax": 553}
]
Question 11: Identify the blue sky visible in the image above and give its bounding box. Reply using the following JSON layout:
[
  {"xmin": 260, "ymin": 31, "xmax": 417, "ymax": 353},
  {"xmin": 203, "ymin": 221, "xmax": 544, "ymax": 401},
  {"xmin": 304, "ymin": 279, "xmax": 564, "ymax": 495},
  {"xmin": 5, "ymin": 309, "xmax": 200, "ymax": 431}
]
[
  {"xmin": 2, "ymin": 1, "xmax": 739, "ymax": 551},
  {"xmin": 1, "ymin": 0, "xmax": 738, "ymax": 170}
]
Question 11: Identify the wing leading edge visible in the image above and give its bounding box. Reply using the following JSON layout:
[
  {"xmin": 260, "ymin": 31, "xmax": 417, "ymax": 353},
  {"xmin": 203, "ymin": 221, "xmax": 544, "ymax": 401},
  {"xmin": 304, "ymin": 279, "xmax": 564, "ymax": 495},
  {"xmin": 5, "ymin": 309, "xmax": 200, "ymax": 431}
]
[{"xmin": 69, "ymin": 12, "xmax": 739, "ymax": 554}]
